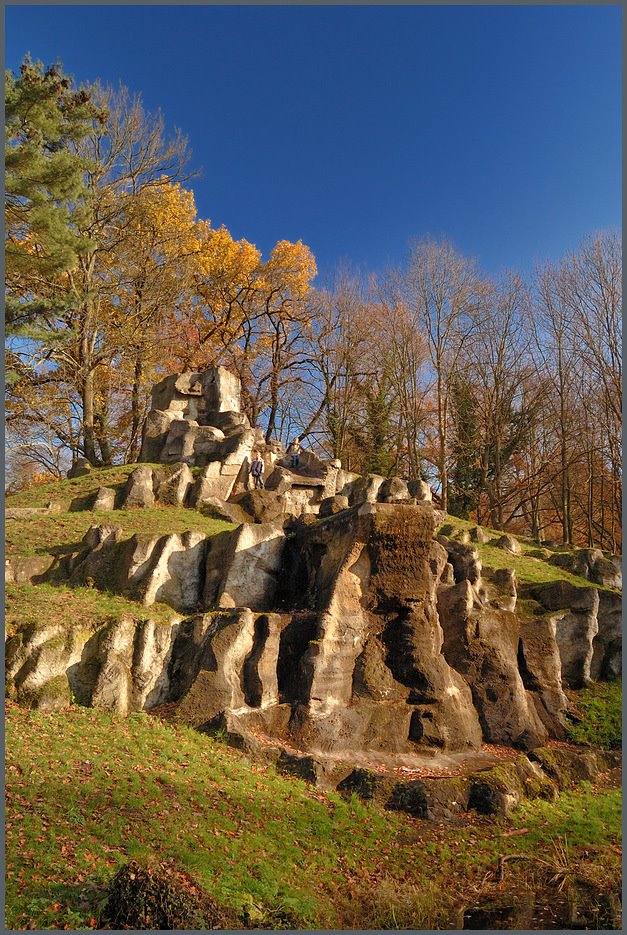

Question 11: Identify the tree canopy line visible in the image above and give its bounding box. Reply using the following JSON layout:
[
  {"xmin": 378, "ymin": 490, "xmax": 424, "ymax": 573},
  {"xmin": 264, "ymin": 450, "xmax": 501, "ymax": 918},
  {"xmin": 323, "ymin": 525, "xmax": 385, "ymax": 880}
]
[{"xmin": 5, "ymin": 58, "xmax": 622, "ymax": 553}]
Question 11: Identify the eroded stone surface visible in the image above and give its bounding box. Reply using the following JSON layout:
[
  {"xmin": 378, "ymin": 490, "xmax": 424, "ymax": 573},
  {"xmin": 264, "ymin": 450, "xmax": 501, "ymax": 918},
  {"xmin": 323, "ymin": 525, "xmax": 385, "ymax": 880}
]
[
  {"xmin": 437, "ymin": 573, "xmax": 549, "ymax": 750},
  {"xmin": 530, "ymin": 582, "xmax": 600, "ymax": 688},
  {"xmin": 92, "ymin": 487, "xmax": 117, "ymax": 512},
  {"xmin": 138, "ymin": 367, "xmax": 251, "ymax": 468},
  {"xmin": 549, "ymin": 548, "xmax": 622, "ymax": 589},
  {"xmin": 591, "ymin": 591, "xmax": 622, "ymax": 680},
  {"xmin": 121, "ymin": 466, "xmax": 157, "ymax": 509},
  {"xmin": 495, "ymin": 534, "xmax": 521, "ymax": 555},
  {"xmin": 216, "ymin": 522, "xmax": 286, "ymax": 611},
  {"xmin": 6, "ymin": 612, "xmax": 181, "ymax": 716}
]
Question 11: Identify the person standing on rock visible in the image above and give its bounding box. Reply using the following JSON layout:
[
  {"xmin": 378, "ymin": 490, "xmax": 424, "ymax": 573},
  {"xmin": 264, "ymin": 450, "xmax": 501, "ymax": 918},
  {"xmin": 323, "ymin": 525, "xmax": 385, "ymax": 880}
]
[
  {"xmin": 288, "ymin": 437, "xmax": 301, "ymax": 469},
  {"xmin": 250, "ymin": 451, "xmax": 265, "ymax": 489}
]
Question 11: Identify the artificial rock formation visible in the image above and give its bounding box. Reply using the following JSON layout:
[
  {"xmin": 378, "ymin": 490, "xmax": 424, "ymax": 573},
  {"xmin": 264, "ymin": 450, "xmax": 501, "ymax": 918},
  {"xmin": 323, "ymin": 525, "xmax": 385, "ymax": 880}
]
[
  {"xmin": 123, "ymin": 367, "xmax": 346, "ymax": 516},
  {"xmin": 15, "ymin": 499, "xmax": 602, "ymax": 757},
  {"xmin": 6, "ymin": 489, "xmax": 623, "ymax": 816},
  {"xmin": 8, "ymin": 366, "xmax": 622, "ymax": 809},
  {"xmin": 137, "ymin": 368, "xmax": 257, "ymax": 504}
]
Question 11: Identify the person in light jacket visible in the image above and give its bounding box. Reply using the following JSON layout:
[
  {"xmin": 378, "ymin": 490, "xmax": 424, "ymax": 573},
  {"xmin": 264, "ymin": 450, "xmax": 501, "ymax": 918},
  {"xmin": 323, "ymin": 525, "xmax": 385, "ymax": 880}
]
[{"xmin": 287, "ymin": 437, "xmax": 301, "ymax": 469}]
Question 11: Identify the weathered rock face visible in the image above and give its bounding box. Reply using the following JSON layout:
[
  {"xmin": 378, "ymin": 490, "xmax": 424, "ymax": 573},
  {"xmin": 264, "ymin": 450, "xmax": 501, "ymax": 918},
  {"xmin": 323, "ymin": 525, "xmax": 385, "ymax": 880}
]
[
  {"xmin": 266, "ymin": 503, "xmax": 484, "ymax": 755},
  {"xmin": 151, "ymin": 368, "xmax": 242, "ymax": 420},
  {"xmin": 231, "ymin": 490, "xmax": 286, "ymax": 525},
  {"xmin": 517, "ymin": 616, "xmax": 569, "ymax": 737},
  {"xmin": 92, "ymin": 487, "xmax": 117, "ymax": 512},
  {"xmin": 345, "ymin": 473, "xmax": 385, "ymax": 506},
  {"xmin": 437, "ymin": 580, "xmax": 548, "ymax": 750},
  {"xmin": 407, "ymin": 479, "xmax": 432, "ymax": 502},
  {"xmin": 319, "ymin": 495, "xmax": 350, "ymax": 517},
  {"xmin": 138, "ymin": 367, "xmax": 253, "ymax": 469},
  {"xmin": 213, "ymin": 521, "xmax": 286, "ymax": 612},
  {"xmin": 549, "ymin": 548, "xmax": 622, "ymax": 590},
  {"xmin": 10, "ymin": 361, "xmax": 623, "ymax": 778},
  {"xmin": 122, "ymin": 466, "xmax": 157, "ymax": 508},
  {"xmin": 495, "ymin": 534, "xmax": 522, "ymax": 555},
  {"xmin": 5, "ymin": 555, "xmax": 56, "ymax": 585},
  {"xmin": 478, "ymin": 567, "xmax": 517, "ymax": 612},
  {"xmin": 6, "ymin": 615, "xmax": 180, "ymax": 715},
  {"xmin": 591, "ymin": 591, "xmax": 622, "ymax": 680},
  {"xmin": 168, "ymin": 611, "xmax": 253, "ymax": 717},
  {"xmin": 69, "ymin": 527, "xmax": 208, "ymax": 614},
  {"xmin": 155, "ymin": 462, "xmax": 194, "ymax": 507},
  {"xmin": 529, "ymin": 582, "xmax": 600, "ymax": 688},
  {"xmin": 377, "ymin": 477, "xmax": 410, "ymax": 503}
]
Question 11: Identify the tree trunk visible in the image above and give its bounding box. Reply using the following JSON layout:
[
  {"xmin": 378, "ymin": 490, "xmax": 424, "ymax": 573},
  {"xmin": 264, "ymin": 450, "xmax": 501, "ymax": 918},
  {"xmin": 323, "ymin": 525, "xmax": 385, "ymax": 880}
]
[
  {"xmin": 94, "ymin": 411, "xmax": 112, "ymax": 465},
  {"xmin": 265, "ymin": 370, "xmax": 279, "ymax": 444},
  {"xmin": 437, "ymin": 371, "xmax": 448, "ymax": 512},
  {"xmin": 128, "ymin": 355, "xmax": 144, "ymax": 461},
  {"xmin": 560, "ymin": 434, "xmax": 571, "ymax": 546},
  {"xmin": 81, "ymin": 351, "xmax": 98, "ymax": 465}
]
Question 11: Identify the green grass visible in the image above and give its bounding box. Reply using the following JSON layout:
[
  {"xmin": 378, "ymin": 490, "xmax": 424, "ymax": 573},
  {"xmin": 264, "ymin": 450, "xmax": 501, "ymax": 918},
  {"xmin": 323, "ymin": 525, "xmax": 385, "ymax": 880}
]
[
  {"xmin": 5, "ymin": 582, "xmax": 178, "ymax": 638},
  {"xmin": 6, "ymin": 506, "xmax": 234, "ymax": 558},
  {"xmin": 435, "ymin": 515, "xmax": 613, "ymax": 591},
  {"xmin": 6, "ymin": 463, "xmax": 208, "ymax": 511},
  {"xmin": 6, "ymin": 464, "xmax": 144, "ymax": 509},
  {"xmin": 510, "ymin": 780, "xmax": 622, "ymax": 848},
  {"xmin": 5, "ymin": 704, "xmax": 622, "ymax": 930},
  {"xmin": 566, "ymin": 681, "xmax": 622, "ymax": 749}
]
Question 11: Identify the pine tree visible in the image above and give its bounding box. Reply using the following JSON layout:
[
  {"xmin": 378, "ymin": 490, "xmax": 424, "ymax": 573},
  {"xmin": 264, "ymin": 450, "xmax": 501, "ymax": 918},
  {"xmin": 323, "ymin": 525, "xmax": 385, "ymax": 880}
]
[
  {"xmin": 5, "ymin": 56, "xmax": 103, "ymax": 339},
  {"xmin": 448, "ymin": 374, "xmax": 482, "ymax": 519}
]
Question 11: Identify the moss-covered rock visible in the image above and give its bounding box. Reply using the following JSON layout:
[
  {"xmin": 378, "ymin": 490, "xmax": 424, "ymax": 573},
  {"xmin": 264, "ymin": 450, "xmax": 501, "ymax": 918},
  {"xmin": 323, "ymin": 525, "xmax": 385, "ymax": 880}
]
[
  {"xmin": 336, "ymin": 768, "xmax": 395, "ymax": 802},
  {"xmin": 527, "ymin": 745, "xmax": 599, "ymax": 789},
  {"xmin": 19, "ymin": 674, "xmax": 72, "ymax": 710},
  {"xmin": 467, "ymin": 756, "xmax": 556, "ymax": 816}
]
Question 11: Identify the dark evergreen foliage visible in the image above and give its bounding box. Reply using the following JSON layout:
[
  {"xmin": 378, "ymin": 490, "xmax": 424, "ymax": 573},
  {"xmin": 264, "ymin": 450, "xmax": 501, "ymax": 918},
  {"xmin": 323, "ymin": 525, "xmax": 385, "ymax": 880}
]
[{"xmin": 5, "ymin": 56, "xmax": 104, "ymax": 339}]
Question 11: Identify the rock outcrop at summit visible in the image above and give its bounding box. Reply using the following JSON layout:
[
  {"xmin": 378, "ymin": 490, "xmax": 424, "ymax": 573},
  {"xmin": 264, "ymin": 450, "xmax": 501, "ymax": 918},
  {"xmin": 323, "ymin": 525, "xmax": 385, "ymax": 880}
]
[{"xmin": 138, "ymin": 368, "xmax": 257, "ymax": 501}]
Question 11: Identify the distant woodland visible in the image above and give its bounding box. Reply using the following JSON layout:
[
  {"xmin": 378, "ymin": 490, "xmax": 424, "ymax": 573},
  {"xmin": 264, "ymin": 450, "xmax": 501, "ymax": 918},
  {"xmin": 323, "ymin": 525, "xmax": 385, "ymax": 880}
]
[{"xmin": 5, "ymin": 59, "xmax": 622, "ymax": 551}]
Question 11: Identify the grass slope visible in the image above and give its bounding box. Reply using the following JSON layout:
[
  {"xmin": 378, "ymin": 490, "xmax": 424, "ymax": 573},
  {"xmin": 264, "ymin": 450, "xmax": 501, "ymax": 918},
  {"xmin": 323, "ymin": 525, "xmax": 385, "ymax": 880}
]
[
  {"xmin": 6, "ymin": 506, "xmax": 234, "ymax": 558},
  {"xmin": 5, "ymin": 702, "xmax": 622, "ymax": 931},
  {"xmin": 6, "ymin": 466, "xmax": 235, "ymax": 636},
  {"xmin": 435, "ymin": 515, "xmax": 615, "ymax": 592},
  {"xmin": 6, "ymin": 464, "xmax": 161, "ymax": 509},
  {"xmin": 5, "ymin": 582, "xmax": 177, "ymax": 638}
]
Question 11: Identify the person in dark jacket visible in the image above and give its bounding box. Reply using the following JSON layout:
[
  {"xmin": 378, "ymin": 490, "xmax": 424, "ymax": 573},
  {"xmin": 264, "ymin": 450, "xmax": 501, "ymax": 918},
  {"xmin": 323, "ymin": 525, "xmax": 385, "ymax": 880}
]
[{"xmin": 250, "ymin": 451, "xmax": 265, "ymax": 489}]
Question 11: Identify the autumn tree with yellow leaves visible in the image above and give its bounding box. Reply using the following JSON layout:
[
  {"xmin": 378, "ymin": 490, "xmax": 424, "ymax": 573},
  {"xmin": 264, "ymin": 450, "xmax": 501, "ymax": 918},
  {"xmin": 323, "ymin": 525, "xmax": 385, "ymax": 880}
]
[
  {"xmin": 165, "ymin": 230, "xmax": 317, "ymax": 437},
  {"xmin": 6, "ymin": 62, "xmax": 318, "ymax": 467}
]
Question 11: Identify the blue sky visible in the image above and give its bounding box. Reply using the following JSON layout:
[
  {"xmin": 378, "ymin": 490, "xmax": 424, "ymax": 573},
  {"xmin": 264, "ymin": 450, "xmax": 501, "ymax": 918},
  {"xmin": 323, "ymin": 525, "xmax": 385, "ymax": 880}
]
[{"xmin": 5, "ymin": 4, "xmax": 621, "ymax": 283}]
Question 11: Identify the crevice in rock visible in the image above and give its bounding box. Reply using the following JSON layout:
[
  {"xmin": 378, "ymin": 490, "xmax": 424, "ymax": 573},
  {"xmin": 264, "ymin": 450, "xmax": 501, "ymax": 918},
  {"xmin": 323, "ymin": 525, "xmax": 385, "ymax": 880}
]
[
  {"xmin": 242, "ymin": 615, "xmax": 269, "ymax": 707},
  {"xmin": 276, "ymin": 613, "xmax": 318, "ymax": 704},
  {"xmin": 380, "ymin": 610, "xmax": 430, "ymax": 693},
  {"xmin": 517, "ymin": 637, "xmax": 542, "ymax": 691}
]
